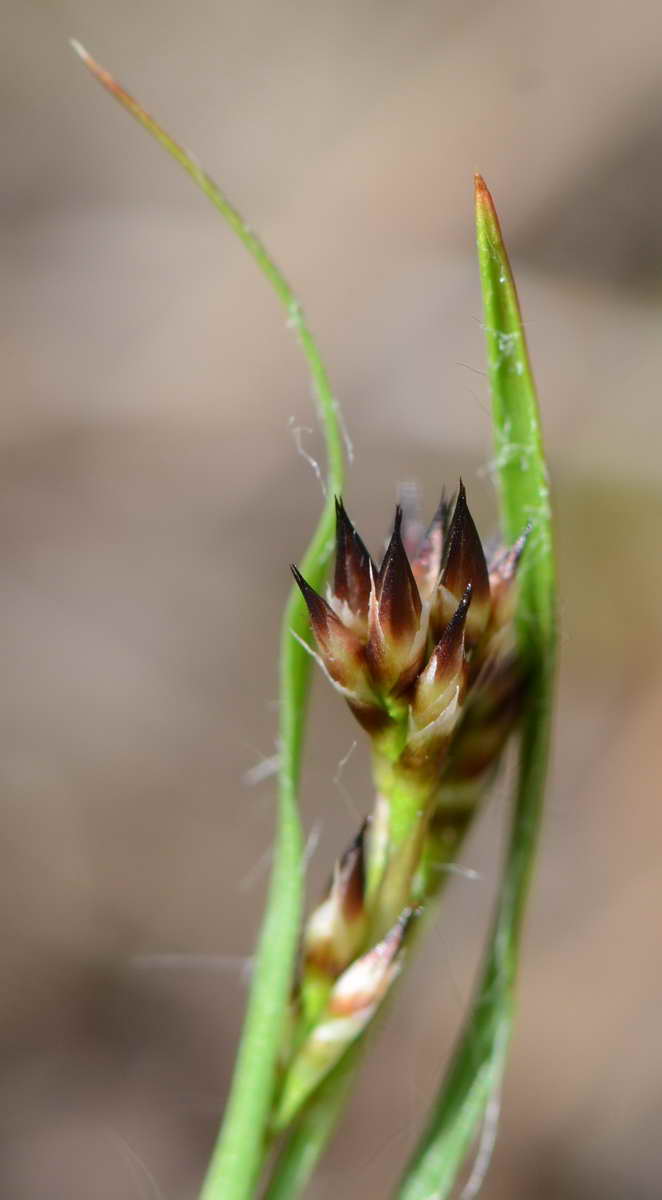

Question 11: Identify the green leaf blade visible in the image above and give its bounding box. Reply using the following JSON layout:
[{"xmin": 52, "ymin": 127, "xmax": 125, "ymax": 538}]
[
  {"xmin": 475, "ymin": 174, "xmax": 555, "ymax": 657},
  {"xmin": 72, "ymin": 43, "xmax": 346, "ymax": 1200},
  {"xmin": 397, "ymin": 176, "xmax": 556, "ymax": 1200}
]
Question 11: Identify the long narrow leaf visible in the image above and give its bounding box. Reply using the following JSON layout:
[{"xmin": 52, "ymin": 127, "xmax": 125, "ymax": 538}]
[
  {"xmin": 397, "ymin": 176, "xmax": 556, "ymax": 1200},
  {"xmin": 72, "ymin": 44, "xmax": 346, "ymax": 1200}
]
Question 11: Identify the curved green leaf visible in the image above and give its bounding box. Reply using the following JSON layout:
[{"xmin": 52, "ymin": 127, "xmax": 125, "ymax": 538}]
[{"xmin": 72, "ymin": 44, "xmax": 346, "ymax": 1200}]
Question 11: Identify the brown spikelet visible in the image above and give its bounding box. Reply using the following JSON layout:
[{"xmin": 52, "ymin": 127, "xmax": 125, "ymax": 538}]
[
  {"xmin": 303, "ymin": 822, "xmax": 368, "ymax": 977},
  {"xmin": 274, "ymin": 909, "xmax": 414, "ymax": 1129},
  {"xmin": 411, "ymin": 490, "xmax": 452, "ymax": 600},
  {"xmin": 337, "ymin": 822, "xmax": 367, "ymax": 924},
  {"xmin": 365, "ymin": 508, "xmax": 427, "ymax": 694},
  {"xmin": 327, "ymin": 907, "xmax": 413, "ymax": 1016},
  {"xmin": 333, "ymin": 497, "xmax": 374, "ymax": 622},
  {"xmin": 291, "ymin": 564, "xmax": 372, "ymax": 701},
  {"xmin": 425, "ymin": 584, "xmax": 472, "ymax": 689},
  {"xmin": 291, "ymin": 565, "xmax": 341, "ymax": 649},
  {"xmin": 376, "ymin": 507, "xmax": 422, "ymax": 641},
  {"xmin": 434, "ymin": 481, "xmax": 489, "ymax": 644},
  {"xmin": 410, "ymin": 586, "xmax": 471, "ymax": 740},
  {"xmin": 488, "ymin": 524, "xmax": 530, "ymax": 631}
]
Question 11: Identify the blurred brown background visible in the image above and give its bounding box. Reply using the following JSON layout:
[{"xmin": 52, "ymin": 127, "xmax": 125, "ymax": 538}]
[{"xmin": 2, "ymin": 2, "xmax": 662, "ymax": 1196}]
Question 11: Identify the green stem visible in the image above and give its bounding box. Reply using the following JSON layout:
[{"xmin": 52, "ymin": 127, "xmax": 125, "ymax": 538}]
[
  {"xmin": 71, "ymin": 45, "xmax": 346, "ymax": 1199},
  {"xmin": 367, "ymin": 754, "xmax": 437, "ymax": 938}
]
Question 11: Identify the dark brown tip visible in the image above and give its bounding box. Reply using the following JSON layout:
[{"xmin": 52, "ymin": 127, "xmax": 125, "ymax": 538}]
[
  {"xmin": 333, "ymin": 497, "xmax": 374, "ymax": 618},
  {"xmin": 435, "ymin": 487, "xmax": 456, "ymax": 543},
  {"xmin": 376, "ymin": 506, "xmax": 422, "ymax": 639},
  {"xmin": 412, "ymin": 489, "xmax": 451, "ymax": 585},
  {"xmin": 440, "ymin": 482, "xmax": 489, "ymax": 610},
  {"xmin": 489, "ymin": 523, "xmax": 531, "ymax": 584},
  {"xmin": 382, "ymin": 906, "xmax": 417, "ymax": 956},
  {"xmin": 338, "ymin": 821, "xmax": 367, "ymax": 923},
  {"xmin": 328, "ymin": 906, "xmax": 412, "ymax": 1016},
  {"xmin": 429, "ymin": 584, "xmax": 472, "ymax": 683},
  {"xmin": 290, "ymin": 564, "xmax": 338, "ymax": 649}
]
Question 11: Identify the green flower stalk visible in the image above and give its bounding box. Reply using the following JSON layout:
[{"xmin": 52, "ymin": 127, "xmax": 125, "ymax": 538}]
[{"xmin": 277, "ymin": 482, "xmax": 527, "ymax": 1126}]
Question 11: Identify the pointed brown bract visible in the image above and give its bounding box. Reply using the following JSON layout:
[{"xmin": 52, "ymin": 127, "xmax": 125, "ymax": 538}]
[
  {"xmin": 412, "ymin": 585, "xmax": 471, "ymax": 730},
  {"xmin": 291, "ymin": 565, "xmax": 352, "ymax": 658},
  {"xmin": 440, "ymin": 483, "xmax": 489, "ymax": 603},
  {"xmin": 337, "ymin": 822, "xmax": 366, "ymax": 924},
  {"xmin": 304, "ymin": 822, "xmax": 368, "ymax": 978},
  {"xmin": 431, "ymin": 583, "xmax": 472, "ymax": 679},
  {"xmin": 411, "ymin": 490, "xmax": 453, "ymax": 601},
  {"xmin": 377, "ymin": 507, "xmax": 422, "ymax": 638},
  {"xmin": 327, "ymin": 907, "xmax": 413, "ymax": 1017},
  {"xmin": 432, "ymin": 481, "xmax": 490, "ymax": 645},
  {"xmin": 366, "ymin": 508, "xmax": 426, "ymax": 694},
  {"xmin": 488, "ymin": 524, "xmax": 530, "ymax": 632},
  {"xmin": 400, "ymin": 582, "xmax": 475, "ymax": 776},
  {"xmin": 332, "ymin": 497, "xmax": 374, "ymax": 629},
  {"xmin": 291, "ymin": 565, "xmax": 374, "ymax": 704}
]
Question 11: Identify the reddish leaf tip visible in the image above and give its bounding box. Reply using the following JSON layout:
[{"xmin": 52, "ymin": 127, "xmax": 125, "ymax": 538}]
[
  {"xmin": 475, "ymin": 175, "xmax": 507, "ymax": 251},
  {"xmin": 474, "ymin": 173, "xmax": 497, "ymax": 217},
  {"xmin": 474, "ymin": 172, "xmax": 490, "ymax": 200}
]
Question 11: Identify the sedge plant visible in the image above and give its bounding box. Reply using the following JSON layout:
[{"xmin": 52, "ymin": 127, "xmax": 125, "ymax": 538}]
[{"xmin": 73, "ymin": 44, "xmax": 556, "ymax": 1200}]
